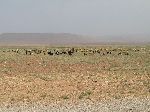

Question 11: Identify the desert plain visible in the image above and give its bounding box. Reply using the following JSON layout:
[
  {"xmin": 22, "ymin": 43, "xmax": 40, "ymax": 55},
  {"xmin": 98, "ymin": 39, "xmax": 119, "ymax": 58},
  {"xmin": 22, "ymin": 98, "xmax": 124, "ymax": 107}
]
[{"xmin": 0, "ymin": 45, "xmax": 149, "ymax": 112}]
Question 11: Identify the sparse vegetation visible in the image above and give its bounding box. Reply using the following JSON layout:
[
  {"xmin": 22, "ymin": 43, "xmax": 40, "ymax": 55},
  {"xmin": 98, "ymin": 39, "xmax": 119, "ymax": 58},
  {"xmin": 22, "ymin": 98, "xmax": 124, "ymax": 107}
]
[
  {"xmin": 0, "ymin": 45, "xmax": 149, "ymax": 104},
  {"xmin": 79, "ymin": 91, "xmax": 92, "ymax": 99},
  {"xmin": 60, "ymin": 95, "xmax": 70, "ymax": 100}
]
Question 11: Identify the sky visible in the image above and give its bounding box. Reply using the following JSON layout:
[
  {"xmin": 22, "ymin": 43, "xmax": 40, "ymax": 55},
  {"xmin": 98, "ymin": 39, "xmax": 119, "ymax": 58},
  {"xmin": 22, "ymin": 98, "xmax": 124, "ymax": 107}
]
[{"xmin": 0, "ymin": 0, "xmax": 150, "ymax": 39}]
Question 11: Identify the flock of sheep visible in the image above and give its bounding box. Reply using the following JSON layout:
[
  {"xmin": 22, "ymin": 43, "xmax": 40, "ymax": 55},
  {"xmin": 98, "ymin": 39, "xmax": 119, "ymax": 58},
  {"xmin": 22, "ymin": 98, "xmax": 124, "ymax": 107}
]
[{"xmin": 1, "ymin": 47, "xmax": 132, "ymax": 56}]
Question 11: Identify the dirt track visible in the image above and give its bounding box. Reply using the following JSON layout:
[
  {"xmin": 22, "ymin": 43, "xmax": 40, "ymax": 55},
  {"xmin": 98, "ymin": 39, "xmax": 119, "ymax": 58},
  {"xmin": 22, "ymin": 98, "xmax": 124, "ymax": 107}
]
[{"xmin": 0, "ymin": 98, "xmax": 150, "ymax": 112}]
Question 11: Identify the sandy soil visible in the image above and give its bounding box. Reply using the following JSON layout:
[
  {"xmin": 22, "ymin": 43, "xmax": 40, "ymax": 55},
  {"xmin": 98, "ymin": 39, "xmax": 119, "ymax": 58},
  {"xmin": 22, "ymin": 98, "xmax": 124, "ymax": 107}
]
[{"xmin": 0, "ymin": 46, "xmax": 149, "ymax": 111}]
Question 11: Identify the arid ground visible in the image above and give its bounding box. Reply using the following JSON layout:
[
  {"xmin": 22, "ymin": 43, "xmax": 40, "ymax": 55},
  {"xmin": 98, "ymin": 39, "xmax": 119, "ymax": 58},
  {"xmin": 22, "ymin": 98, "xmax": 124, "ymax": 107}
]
[{"xmin": 0, "ymin": 45, "xmax": 150, "ymax": 111}]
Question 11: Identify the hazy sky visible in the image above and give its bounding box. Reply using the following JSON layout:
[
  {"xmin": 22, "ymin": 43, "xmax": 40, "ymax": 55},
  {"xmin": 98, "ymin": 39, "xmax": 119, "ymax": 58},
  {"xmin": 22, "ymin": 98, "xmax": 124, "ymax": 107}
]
[{"xmin": 0, "ymin": 0, "xmax": 150, "ymax": 37}]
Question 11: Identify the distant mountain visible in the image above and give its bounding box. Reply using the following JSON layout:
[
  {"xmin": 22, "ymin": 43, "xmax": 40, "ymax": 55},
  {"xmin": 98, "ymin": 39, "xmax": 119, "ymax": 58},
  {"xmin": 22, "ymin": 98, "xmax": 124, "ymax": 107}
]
[
  {"xmin": 0, "ymin": 33, "xmax": 96, "ymax": 46},
  {"xmin": 0, "ymin": 33, "xmax": 149, "ymax": 46}
]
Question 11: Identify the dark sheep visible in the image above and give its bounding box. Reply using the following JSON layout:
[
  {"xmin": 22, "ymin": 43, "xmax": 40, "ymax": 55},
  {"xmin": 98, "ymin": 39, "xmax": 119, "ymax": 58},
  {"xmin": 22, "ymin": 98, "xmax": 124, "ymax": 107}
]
[
  {"xmin": 97, "ymin": 50, "xmax": 101, "ymax": 54},
  {"xmin": 26, "ymin": 50, "xmax": 32, "ymax": 55},
  {"xmin": 84, "ymin": 53, "xmax": 87, "ymax": 56},
  {"xmin": 62, "ymin": 51, "xmax": 67, "ymax": 54},
  {"xmin": 55, "ymin": 51, "xmax": 60, "ymax": 55},
  {"xmin": 118, "ymin": 52, "xmax": 122, "ymax": 55},
  {"xmin": 118, "ymin": 52, "xmax": 129, "ymax": 55},
  {"xmin": 33, "ymin": 49, "xmax": 42, "ymax": 54},
  {"xmin": 68, "ymin": 50, "xmax": 73, "ymax": 55},
  {"xmin": 124, "ymin": 52, "xmax": 129, "ymax": 55},
  {"xmin": 48, "ymin": 51, "xmax": 53, "ymax": 55},
  {"xmin": 107, "ymin": 51, "xmax": 112, "ymax": 54},
  {"xmin": 43, "ymin": 51, "xmax": 47, "ymax": 55}
]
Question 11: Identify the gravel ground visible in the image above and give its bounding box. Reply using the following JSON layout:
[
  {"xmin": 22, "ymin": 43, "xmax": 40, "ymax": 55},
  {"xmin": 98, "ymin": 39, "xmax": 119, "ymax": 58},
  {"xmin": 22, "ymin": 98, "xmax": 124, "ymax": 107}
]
[{"xmin": 0, "ymin": 97, "xmax": 150, "ymax": 112}]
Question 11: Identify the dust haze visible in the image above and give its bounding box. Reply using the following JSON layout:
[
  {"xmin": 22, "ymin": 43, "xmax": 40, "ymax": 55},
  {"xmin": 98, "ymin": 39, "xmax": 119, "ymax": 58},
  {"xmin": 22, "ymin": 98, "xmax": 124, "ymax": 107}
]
[{"xmin": 0, "ymin": 0, "xmax": 150, "ymax": 43}]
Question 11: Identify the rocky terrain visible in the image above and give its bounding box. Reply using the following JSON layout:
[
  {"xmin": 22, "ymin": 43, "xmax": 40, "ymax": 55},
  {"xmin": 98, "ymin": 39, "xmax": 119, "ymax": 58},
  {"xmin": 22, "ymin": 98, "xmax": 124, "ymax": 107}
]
[{"xmin": 0, "ymin": 45, "xmax": 149, "ymax": 111}]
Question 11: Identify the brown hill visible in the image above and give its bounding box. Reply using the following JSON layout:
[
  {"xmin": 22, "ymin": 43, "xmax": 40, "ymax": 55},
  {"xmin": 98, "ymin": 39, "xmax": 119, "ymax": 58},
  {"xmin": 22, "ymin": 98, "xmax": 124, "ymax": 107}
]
[
  {"xmin": 0, "ymin": 33, "xmax": 95, "ymax": 46},
  {"xmin": 0, "ymin": 33, "xmax": 149, "ymax": 46}
]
